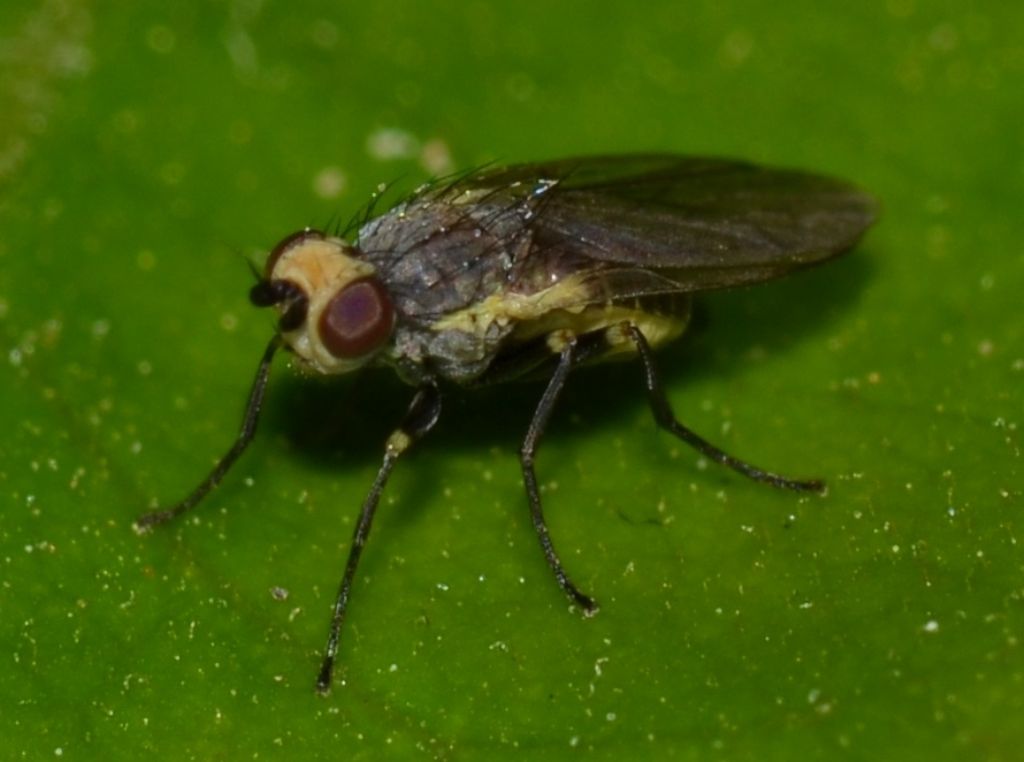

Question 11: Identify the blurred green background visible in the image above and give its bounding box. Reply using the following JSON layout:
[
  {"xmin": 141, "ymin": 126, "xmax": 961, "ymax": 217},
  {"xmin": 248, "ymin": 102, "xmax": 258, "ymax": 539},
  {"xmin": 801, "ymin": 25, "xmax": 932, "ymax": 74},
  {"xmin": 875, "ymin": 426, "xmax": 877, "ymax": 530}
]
[{"xmin": 2, "ymin": 1, "xmax": 1021, "ymax": 759}]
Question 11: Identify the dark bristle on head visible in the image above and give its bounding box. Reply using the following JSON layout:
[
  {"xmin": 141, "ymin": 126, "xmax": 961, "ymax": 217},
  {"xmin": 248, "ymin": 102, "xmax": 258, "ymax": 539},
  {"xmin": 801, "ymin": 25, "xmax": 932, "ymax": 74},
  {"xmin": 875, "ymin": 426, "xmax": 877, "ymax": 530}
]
[{"xmin": 246, "ymin": 258, "xmax": 263, "ymax": 284}]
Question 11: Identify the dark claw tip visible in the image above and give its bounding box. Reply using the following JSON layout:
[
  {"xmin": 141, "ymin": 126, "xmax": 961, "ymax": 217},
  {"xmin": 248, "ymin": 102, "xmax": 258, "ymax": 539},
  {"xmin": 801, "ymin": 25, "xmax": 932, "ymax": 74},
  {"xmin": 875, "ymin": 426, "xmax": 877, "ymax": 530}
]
[
  {"xmin": 133, "ymin": 513, "xmax": 162, "ymax": 534},
  {"xmin": 804, "ymin": 479, "xmax": 827, "ymax": 494},
  {"xmin": 574, "ymin": 593, "xmax": 600, "ymax": 617},
  {"xmin": 779, "ymin": 477, "xmax": 826, "ymax": 494},
  {"xmin": 134, "ymin": 508, "xmax": 174, "ymax": 533},
  {"xmin": 316, "ymin": 663, "xmax": 334, "ymax": 695}
]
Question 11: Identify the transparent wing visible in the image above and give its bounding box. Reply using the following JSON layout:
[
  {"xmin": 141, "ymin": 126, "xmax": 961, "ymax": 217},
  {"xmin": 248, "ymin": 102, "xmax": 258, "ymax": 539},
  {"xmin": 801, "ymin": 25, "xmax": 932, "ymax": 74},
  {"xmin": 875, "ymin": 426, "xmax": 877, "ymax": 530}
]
[{"xmin": 441, "ymin": 154, "xmax": 877, "ymax": 292}]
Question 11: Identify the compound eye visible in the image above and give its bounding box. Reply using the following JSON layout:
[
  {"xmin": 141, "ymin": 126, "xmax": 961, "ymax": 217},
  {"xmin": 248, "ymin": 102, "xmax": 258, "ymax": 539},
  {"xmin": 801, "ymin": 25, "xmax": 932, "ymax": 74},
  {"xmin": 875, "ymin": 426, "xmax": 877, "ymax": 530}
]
[
  {"xmin": 265, "ymin": 228, "xmax": 325, "ymax": 278},
  {"xmin": 317, "ymin": 278, "xmax": 394, "ymax": 359}
]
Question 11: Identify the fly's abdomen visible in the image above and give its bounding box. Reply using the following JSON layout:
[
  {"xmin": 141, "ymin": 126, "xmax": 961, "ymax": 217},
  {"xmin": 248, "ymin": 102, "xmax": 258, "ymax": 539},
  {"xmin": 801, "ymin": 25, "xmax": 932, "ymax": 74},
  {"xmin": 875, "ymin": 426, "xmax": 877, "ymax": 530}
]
[{"xmin": 510, "ymin": 292, "xmax": 691, "ymax": 359}]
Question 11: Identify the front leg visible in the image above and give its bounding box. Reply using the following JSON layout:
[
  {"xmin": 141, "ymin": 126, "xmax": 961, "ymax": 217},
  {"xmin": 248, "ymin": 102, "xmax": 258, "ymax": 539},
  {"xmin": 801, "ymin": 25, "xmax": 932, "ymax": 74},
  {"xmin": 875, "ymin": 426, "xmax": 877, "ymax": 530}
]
[
  {"xmin": 316, "ymin": 381, "xmax": 442, "ymax": 694},
  {"xmin": 135, "ymin": 335, "xmax": 282, "ymax": 530}
]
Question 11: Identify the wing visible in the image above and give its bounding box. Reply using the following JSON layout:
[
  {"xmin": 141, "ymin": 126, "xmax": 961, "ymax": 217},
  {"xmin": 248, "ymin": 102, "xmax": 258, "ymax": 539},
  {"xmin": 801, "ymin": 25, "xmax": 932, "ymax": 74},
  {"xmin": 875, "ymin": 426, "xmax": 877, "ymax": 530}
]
[{"xmin": 434, "ymin": 154, "xmax": 877, "ymax": 294}]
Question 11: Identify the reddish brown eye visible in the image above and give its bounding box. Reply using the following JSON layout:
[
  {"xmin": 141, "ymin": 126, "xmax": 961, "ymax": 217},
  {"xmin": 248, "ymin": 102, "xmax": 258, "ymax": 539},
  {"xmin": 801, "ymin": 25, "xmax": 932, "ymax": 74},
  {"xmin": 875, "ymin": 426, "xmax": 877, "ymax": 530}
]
[
  {"xmin": 318, "ymin": 278, "xmax": 394, "ymax": 358},
  {"xmin": 264, "ymin": 228, "xmax": 324, "ymax": 278}
]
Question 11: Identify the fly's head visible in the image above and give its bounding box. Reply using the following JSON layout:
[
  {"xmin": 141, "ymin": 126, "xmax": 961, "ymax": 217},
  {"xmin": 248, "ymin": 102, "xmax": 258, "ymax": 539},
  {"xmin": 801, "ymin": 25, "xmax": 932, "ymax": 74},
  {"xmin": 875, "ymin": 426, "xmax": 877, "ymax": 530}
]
[{"xmin": 249, "ymin": 229, "xmax": 396, "ymax": 375}]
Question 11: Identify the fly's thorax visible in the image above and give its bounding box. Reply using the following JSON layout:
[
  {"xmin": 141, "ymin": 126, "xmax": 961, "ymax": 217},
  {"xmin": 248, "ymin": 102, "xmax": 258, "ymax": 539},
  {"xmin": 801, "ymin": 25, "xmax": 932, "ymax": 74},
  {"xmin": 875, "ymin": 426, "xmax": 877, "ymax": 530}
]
[{"xmin": 253, "ymin": 230, "xmax": 397, "ymax": 375}]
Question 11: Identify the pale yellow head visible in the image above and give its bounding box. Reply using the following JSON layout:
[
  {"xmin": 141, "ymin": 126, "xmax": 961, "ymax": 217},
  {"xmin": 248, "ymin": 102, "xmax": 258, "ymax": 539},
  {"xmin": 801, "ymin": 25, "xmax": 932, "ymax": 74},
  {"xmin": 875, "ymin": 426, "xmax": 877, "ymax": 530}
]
[{"xmin": 251, "ymin": 229, "xmax": 396, "ymax": 375}]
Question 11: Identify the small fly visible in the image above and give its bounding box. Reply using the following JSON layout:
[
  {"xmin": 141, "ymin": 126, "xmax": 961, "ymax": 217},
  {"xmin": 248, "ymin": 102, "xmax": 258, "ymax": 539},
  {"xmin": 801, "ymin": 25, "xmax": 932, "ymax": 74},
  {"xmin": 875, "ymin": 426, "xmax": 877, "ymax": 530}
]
[{"xmin": 136, "ymin": 155, "xmax": 877, "ymax": 693}]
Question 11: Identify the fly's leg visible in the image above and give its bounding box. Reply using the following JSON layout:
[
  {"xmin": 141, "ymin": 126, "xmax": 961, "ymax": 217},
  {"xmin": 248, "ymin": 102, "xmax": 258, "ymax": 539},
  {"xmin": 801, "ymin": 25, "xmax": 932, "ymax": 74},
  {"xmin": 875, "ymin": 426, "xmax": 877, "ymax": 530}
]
[
  {"xmin": 624, "ymin": 324, "xmax": 824, "ymax": 492},
  {"xmin": 316, "ymin": 382, "xmax": 442, "ymax": 694},
  {"xmin": 135, "ymin": 335, "xmax": 282, "ymax": 531},
  {"xmin": 520, "ymin": 330, "xmax": 608, "ymax": 616}
]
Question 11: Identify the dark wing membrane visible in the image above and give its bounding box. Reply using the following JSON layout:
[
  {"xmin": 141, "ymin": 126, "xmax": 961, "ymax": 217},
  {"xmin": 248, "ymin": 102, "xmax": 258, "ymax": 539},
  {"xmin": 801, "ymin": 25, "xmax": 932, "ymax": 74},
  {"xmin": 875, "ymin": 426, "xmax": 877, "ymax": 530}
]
[{"xmin": 448, "ymin": 155, "xmax": 877, "ymax": 293}]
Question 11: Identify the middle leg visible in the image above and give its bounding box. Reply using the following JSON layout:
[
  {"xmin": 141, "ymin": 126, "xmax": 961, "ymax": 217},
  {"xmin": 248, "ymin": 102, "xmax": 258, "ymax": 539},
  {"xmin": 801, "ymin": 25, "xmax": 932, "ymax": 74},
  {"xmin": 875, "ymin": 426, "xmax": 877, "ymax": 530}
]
[{"xmin": 519, "ymin": 330, "xmax": 610, "ymax": 615}]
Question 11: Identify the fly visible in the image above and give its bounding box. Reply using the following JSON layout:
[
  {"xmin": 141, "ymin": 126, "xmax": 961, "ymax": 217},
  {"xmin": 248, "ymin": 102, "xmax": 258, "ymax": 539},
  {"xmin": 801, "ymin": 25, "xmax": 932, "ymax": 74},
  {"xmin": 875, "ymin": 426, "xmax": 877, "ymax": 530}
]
[{"xmin": 135, "ymin": 154, "xmax": 877, "ymax": 693}]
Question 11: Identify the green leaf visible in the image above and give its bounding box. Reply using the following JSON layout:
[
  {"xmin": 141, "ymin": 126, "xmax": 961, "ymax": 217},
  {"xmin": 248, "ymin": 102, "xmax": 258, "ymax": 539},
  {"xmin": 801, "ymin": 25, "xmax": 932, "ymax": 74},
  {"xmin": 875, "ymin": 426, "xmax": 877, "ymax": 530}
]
[{"xmin": 2, "ymin": 1, "xmax": 1021, "ymax": 759}]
